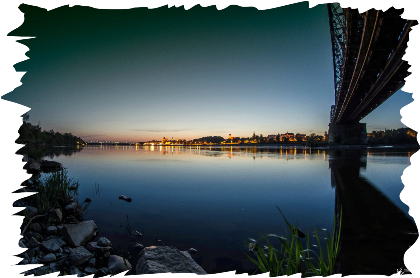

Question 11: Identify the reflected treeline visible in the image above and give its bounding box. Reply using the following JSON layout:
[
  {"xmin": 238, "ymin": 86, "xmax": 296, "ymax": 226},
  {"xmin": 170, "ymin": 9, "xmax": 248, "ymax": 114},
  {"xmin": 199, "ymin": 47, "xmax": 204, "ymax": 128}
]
[
  {"xmin": 17, "ymin": 145, "xmax": 83, "ymax": 161},
  {"xmin": 329, "ymin": 149, "xmax": 418, "ymax": 275}
]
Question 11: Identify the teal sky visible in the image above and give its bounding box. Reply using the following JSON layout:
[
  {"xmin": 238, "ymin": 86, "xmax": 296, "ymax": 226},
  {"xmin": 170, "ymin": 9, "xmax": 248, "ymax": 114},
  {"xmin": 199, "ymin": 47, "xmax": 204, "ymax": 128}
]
[{"xmin": 2, "ymin": 2, "xmax": 413, "ymax": 142}]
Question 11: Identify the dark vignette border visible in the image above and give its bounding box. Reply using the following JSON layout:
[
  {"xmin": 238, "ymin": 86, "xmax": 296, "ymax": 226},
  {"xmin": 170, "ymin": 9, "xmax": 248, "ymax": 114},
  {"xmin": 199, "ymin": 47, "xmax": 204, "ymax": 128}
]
[{"xmin": 0, "ymin": 0, "xmax": 420, "ymax": 277}]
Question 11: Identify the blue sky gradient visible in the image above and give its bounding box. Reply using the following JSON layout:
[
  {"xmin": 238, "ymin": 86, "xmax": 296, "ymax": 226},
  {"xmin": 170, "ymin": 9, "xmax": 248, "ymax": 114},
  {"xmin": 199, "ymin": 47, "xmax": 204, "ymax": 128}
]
[{"xmin": 2, "ymin": 2, "xmax": 413, "ymax": 142}]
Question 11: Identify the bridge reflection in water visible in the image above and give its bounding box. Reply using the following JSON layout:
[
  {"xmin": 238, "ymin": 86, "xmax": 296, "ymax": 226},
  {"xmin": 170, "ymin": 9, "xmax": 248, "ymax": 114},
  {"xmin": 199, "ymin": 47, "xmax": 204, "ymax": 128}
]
[{"xmin": 330, "ymin": 149, "xmax": 418, "ymax": 275}]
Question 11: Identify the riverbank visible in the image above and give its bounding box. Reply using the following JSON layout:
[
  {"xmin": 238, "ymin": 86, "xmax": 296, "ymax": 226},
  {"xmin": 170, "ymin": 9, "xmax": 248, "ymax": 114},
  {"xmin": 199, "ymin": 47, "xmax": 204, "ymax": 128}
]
[{"xmin": 15, "ymin": 158, "xmax": 206, "ymax": 276}]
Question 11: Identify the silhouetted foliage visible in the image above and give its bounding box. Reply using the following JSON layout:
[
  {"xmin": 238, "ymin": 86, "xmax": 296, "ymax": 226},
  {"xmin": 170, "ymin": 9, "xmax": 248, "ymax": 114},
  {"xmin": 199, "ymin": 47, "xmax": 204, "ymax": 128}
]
[
  {"xmin": 16, "ymin": 120, "xmax": 85, "ymax": 146},
  {"xmin": 367, "ymin": 128, "xmax": 417, "ymax": 145}
]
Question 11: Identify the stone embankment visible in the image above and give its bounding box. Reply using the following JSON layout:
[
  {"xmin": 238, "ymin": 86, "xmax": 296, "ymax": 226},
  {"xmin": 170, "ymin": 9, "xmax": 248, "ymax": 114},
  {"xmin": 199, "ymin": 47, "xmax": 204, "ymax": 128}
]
[{"xmin": 15, "ymin": 156, "xmax": 207, "ymax": 276}]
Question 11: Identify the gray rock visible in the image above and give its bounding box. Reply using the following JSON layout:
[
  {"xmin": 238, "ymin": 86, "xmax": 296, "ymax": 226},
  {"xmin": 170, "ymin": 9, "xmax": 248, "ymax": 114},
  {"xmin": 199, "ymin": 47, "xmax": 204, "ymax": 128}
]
[
  {"xmin": 25, "ymin": 237, "xmax": 41, "ymax": 249},
  {"xmin": 134, "ymin": 243, "xmax": 144, "ymax": 249},
  {"xmin": 188, "ymin": 248, "xmax": 198, "ymax": 254},
  {"xmin": 97, "ymin": 237, "xmax": 112, "ymax": 247},
  {"xmin": 49, "ymin": 262, "xmax": 59, "ymax": 272},
  {"xmin": 62, "ymin": 220, "xmax": 98, "ymax": 247},
  {"xmin": 96, "ymin": 268, "xmax": 107, "ymax": 277},
  {"xmin": 70, "ymin": 265, "xmax": 83, "ymax": 276},
  {"xmin": 136, "ymin": 246, "xmax": 207, "ymax": 274},
  {"xmin": 29, "ymin": 257, "xmax": 39, "ymax": 264},
  {"xmin": 46, "ymin": 226, "xmax": 58, "ymax": 235},
  {"xmin": 40, "ymin": 237, "xmax": 66, "ymax": 253},
  {"xmin": 64, "ymin": 202, "xmax": 83, "ymax": 218},
  {"xmin": 108, "ymin": 255, "xmax": 132, "ymax": 274},
  {"xmin": 25, "ymin": 232, "xmax": 43, "ymax": 242},
  {"xmin": 24, "ymin": 160, "xmax": 41, "ymax": 171},
  {"xmin": 57, "ymin": 225, "xmax": 64, "ymax": 231},
  {"xmin": 86, "ymin": 242, "xmax": 113, "ymax": 255},
  {"xmin": 100, "ymin": 267, "xmax": 109, "ymax": 274},
  {"xmin": 40, "ymin": 253, "xmax": 56, "ymax": 263},
  {"xmin": 88, "ymin": 257, "xmax": 96, "ymax": 268},
  {"xmin": 35, "ymin": 265, "xmax": 51, "ymax": 276},
  {"xmin": 18, "ymin": 238, "xmax": 27, "ymax": 248},
  {"xmin": 27, "ymin": 246, "xmax": 39, "ymax": 258},
  {"xmin": 84, "ymin": 267, "xmax": 97, "ymax": 275},
  {"xmin": 69, "ymin": 246, "xmax": 94, "ymax": 266},
  {"xmin": 30, "ymin": 222, "xmax": 42, "ymax": 233},
  {"xmin": 20, "ymin": 259, "xmax": 29, "ymax": 265}
]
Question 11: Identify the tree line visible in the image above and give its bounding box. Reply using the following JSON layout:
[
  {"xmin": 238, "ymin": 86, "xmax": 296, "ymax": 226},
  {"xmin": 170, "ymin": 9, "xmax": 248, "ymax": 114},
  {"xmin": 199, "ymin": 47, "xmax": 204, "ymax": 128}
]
[
  {"xmin": 367, "ymin": 128, "xmax": 417, "ymax": 145},
  {"xmin": 16, "ymin": 113, "xmax": 86, "ymax": 146}
]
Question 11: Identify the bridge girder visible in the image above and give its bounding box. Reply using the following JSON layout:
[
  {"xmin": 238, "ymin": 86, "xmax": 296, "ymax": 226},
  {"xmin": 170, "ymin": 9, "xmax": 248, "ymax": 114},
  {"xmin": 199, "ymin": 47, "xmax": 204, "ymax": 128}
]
[{"xmin": 328, "ymin": 3, "xmax": 416, "ymax": 125}]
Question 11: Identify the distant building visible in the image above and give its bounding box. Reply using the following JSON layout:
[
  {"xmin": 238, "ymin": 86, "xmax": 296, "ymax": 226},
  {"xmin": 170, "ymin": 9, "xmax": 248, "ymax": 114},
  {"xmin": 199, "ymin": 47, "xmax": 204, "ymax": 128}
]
[
  {"xmin": 295, "ymin": 133, "xmax": 306, "ymax": 141},
  {"xmin": 280, "ymin": 132, "xmax": 294, "ymax": 141},
  {"xmin": 224, "ymin": 134, "xmax": 241, "ymax": 144}
]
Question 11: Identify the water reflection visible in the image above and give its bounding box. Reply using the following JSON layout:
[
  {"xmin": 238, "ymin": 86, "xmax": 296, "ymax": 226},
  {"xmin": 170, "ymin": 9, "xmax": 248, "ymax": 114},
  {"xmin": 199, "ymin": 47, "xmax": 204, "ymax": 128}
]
[
  {"xmin": 36, "ymin": 145, "xmax": 418, "ymax": 275},
  {"xmin": 330, "ymin": 149, "xmax": 418, "ymax": 275}
]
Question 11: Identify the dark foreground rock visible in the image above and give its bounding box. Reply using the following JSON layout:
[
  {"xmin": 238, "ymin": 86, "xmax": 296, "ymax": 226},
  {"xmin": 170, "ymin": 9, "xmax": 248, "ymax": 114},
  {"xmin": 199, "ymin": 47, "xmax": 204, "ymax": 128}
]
[
  {"xmin": 62, "ymin": 220, "xmax": 97, "ymax": 247},
  {"xmin": 136, "ymin": 246, "xmax": 207, "ymax": 275},
  {"xmin": 108, "ymin": 255, "xmax": 132, "ymax": 274}
]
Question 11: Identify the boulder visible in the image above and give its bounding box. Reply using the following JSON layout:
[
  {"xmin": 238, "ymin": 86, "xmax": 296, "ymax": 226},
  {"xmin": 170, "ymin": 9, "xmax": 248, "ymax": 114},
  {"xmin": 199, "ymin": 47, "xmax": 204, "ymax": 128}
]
[
  {"xmin": 84, "ymin": 267, "xmax": 97, "ymax": 275},
  {"xmin": 40, "ymin": 237, "xmax": 66, "ymax": 253},
  {"xmin": 40, "ymin": 253, "xmax": 56, "ymax": 263},
  {"xmin": 62, "ymin": 220, "xmax": 97, "ymax": 247},
  {"xmin": 86, "ymin": 242, "xmax": 113, "ymax": 255},
  {"xmin": 96, "ymin": 268, "xmax": 107, "ymax": 277},
  {"xmin": 64, "ymin": 202, "xmax": 83, "ymax": 218},
  {"xmin": 97, "ymin": 237, "xmax": 112, "ymax": 247},
  {"xmin": 25, "ymin": 237, "xmax": 41, "ymax": 249},
  {"xmin": 29, "ymin": 222, "xmax": 42, "ymax": 233},
  {"xmin": 136, "ymin": 246, "xmax": 207, "ymax": 274},
  {"xmin": 68, "ymin": 246, "xmax": 94, "ymax": 266},
  {"xmin": 88, "ymin": 258, "xmax": 96, "ymax": 268},
  {"xmin": 22, "ymin": 154, "xmax": 29, "ymax": 162},
  {"xmin": 46, "ymin": 226, "xmax": 58, "ymax": 235},
  {"xmin": 69, "ymin": 265, "xmax": 83, "ymax": 276},
  {"xmin": 108, "ymin": 255, "xmax": 132, "ymax": 274},
  {"xmin": 24, "ymin": 160, "xmax": 41, "ymax": 171}
]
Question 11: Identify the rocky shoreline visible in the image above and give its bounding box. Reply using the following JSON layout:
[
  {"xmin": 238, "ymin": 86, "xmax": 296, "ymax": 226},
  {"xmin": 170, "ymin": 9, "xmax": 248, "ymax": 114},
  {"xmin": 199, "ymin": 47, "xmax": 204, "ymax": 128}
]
[{"xmin": 15, "ymin": 156, "xmax": 207, "ymax": 276}]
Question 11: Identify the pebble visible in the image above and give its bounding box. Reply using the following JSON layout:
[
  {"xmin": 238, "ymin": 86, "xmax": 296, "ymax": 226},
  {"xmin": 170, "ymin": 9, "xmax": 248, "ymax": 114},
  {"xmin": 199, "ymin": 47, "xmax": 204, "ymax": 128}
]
[
  {"xmin": 131, "ymin": 230, "xmax": 142, "ymax": 236},
  {"xmin": 134, "ymin": 243, "xmax": 144, "ymax": 249}
]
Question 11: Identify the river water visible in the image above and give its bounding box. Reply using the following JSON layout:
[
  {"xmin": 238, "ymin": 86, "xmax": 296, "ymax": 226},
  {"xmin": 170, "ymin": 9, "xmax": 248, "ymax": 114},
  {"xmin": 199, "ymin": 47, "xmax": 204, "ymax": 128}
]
[{"xmin": 40, "ymin": 145, "xmax": 417, "ymax": 274}]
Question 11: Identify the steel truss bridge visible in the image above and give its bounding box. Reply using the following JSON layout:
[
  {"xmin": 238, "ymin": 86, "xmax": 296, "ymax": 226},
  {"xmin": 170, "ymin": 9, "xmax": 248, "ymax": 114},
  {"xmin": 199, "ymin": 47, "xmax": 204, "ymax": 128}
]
[{"xmin": 327, "ymin": 3, "xmax": 416, "ymax": 128}]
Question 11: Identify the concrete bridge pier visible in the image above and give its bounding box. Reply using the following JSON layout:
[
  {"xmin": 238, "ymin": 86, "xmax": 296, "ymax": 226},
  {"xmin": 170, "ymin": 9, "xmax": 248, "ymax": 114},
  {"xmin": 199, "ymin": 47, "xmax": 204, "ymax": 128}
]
[{"xmin": 328, "ymin": 122, "xmax": 367, "ymax": 145}]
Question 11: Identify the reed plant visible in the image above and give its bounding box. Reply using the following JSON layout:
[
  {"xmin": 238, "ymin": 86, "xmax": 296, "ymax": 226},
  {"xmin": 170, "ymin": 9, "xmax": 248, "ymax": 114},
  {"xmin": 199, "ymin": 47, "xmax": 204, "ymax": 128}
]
[
  {"xmin": 246, "ymin": 206, "xmax": 342, "ymax": 277},
  {"xmin": 34, "ymin": 169, "xmax": 80, "ymax": 213}
]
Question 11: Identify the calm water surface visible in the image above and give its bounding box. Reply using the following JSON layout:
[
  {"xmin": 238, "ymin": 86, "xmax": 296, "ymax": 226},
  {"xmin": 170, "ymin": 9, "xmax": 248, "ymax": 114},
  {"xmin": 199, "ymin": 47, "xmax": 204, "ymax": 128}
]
[{"xmin": 42, "ymin": 145, "xmax": 416, "ymax": 274}]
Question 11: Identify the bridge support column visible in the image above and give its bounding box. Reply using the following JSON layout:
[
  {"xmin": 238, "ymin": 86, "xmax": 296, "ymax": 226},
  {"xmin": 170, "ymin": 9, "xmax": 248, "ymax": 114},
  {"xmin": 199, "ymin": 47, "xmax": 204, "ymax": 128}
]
[{"xmin": 328, "ymin": 123, "xmax": 367, "ymax": 145}]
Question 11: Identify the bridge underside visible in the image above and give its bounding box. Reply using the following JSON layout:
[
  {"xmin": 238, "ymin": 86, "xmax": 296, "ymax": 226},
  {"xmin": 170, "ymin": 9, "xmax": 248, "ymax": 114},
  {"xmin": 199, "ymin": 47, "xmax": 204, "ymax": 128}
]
[{"xmin": 327, "ymin": 4, "xmax": 417, "ymax": 144}]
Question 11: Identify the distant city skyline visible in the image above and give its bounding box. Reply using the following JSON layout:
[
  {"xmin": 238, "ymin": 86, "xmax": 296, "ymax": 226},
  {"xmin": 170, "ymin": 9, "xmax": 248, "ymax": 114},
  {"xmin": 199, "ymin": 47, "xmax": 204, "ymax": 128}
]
[{"xmin": 2, "ymin": 2, "xmax": 414, "ymax": 142}]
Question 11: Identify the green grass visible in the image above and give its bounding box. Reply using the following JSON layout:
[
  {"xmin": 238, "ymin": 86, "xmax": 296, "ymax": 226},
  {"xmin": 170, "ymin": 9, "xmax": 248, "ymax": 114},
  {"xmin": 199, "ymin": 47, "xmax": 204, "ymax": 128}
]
[
  {"xmin": 246, "ymin": 206, "xmax": 342, "ymax": 277},
  {"xmin": 34, "ymin": 169, "xmax": 80, "ymax": 214}
]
